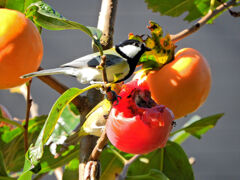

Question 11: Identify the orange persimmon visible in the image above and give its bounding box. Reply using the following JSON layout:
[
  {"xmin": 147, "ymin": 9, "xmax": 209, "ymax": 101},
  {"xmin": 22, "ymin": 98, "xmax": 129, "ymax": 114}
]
[
  {"xmin": 134, "ymin": 48, "xmax": 211, "ymax": 119},
  {"xmin": 0, "ymin": 9, "xmax": 43, "ymax": 89}
]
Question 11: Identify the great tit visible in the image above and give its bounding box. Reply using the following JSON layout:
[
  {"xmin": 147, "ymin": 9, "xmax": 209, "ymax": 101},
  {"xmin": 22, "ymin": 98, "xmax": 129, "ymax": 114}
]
[{"xmin": 22, "ymin": 39, "xmax": 151, "ymax": 84}]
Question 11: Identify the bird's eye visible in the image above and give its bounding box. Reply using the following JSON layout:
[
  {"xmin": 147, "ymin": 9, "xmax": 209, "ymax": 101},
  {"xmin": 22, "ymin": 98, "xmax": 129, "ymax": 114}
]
[{"xmin": 134, "ymin": 42, "xmax": 140, "ymax": 47}]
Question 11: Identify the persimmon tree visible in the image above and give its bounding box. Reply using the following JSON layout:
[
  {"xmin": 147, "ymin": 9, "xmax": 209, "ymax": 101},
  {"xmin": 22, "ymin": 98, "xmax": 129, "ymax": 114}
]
[{"xmin": 0, "ymin": 0, "xmax": 239, "ymax": 180}]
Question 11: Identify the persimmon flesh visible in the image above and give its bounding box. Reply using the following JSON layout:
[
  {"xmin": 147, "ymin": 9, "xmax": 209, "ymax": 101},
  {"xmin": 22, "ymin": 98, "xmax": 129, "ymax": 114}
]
[
  {"xmin": 0, "ymin": 9, "xmax": 43, "ymax": 89},
  {"xmin": 134, "ymin": 48, "xmax": 211, "ymax": 119}
]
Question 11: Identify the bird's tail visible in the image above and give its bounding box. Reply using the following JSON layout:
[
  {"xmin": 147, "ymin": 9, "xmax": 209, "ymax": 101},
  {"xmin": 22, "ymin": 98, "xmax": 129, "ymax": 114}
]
[{"xmin": 21, "ymin": 67, "xmax": 78, "ymax": 79}]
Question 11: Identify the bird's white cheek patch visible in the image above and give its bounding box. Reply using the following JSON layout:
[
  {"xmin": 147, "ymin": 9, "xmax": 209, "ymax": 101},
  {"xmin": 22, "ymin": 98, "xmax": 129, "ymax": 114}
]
[{"xmin": 119, "ymin": 45, "xmax": 141, "ymax": 59}]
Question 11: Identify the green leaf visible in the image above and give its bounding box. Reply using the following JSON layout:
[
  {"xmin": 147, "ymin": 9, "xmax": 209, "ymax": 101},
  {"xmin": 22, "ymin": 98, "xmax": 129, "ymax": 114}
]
[
  {"xmin": 17, "ymin": 151, "xmax": 33, "ymax": 180},
  {"xmin": 46, "ymin": 105, "xmax": 80, "ymax": 156},
  {"xmin": 62, "ymin": 158, "xmax": 79, "ymax": 180},
  {"xmin": 171, "ymin": 113, "xmax": 223, "ymax": 144},
  {"xmin": 127, "ymin": 142, "xmax": 193, "ymax": 180},
  {"xmin": 1, "ymin": 0, "xmax": 24, "ymax": 12},
  {"xmin": 170, "ymin": 115, "xmax": 201, "ymax": 144},
  {"xmin": 0, "ymin": 0, "xmax": 40, "ymax": 12},
  {"xmin": 0, "ymin": 116, "xmax": 46, "ymax": 172},
  {"xmin": 68, "ymin": 103, "xmax": 80, "ymax": 116},
  {"xmin": 25, "ymin": 1, "xmax": 103, "ymax": 53},
  {"xmin": 0, "ymin": 151, "xmax": 8, "ymax": 177},
  {"xmin": 126, "ymin": 169, "xmax": 169, "ymax": 180},
  {"xmin": 24, "ymin": 0, "xmax": 41, "ymax": 11},
  {"xmin": 38, "ymin": 145, "xmax": 79, "ymax": 174},
  {"xmin": 127, "ymin": 149, "xmax": 164, "ymax": 176},
  {"xmin": 29, "ymin": 84, "xmax": 101, "ymax": 165},
  {"xmin": 163, "ymin": 141, "xmax": 194, "ymax": 180},
  {"xmin": 100, "ymin": 147, "xmax": 124, "ymax": 180},
  {"xmin": 18, "ymin": 144, "xmax": 80, "ymax": 178},
  {"xmin": 60, "ymin": 106, "xmax": 80, "ymax": 134},
  {"xmin": 144, "ymin": 0, "xmax": 228, "ymax": 22}
]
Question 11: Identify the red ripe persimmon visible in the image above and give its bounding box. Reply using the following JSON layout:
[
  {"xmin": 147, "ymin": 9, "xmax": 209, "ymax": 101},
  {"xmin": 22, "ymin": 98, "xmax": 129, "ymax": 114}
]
[{"xmin": 106, "ymin": 80, "xmax": 174, "ymax": 154}]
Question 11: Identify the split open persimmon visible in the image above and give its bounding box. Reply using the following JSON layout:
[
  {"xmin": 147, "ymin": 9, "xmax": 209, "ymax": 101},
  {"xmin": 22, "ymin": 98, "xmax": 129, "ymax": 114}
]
[
  {"xmin": 106, "ymin": 80, "xmax": 174, "ymax": 154},
  {"xmin": 0, "ymin": 9, "xmax": 43, "ymax": 89},
  {"xmin": 134, "ymin": 48, "xmax": 211, "ymax": 119}
]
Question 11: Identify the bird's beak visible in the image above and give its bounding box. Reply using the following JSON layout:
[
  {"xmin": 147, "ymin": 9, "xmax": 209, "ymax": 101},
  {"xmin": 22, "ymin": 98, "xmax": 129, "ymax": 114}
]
[{"xmin": 145, "ymin": 46, "xmax": 152, "ymax": 51}]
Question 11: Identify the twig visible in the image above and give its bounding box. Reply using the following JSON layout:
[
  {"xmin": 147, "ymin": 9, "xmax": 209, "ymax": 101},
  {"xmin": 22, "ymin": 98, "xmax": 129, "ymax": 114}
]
[
  {"xmin": 23, "ymin": 80, "xmax": 32, "ymax": 153},
  {"xmin": 83, "ymin": 19, "xmax": 117, "ymax": 178},
  {"xmin": 86, "ymin": 55, "xmax": 110, "ymax": 178},
  {"xmin": 89, "ymin": 52, "xmax": 113, "ymax": 162},
  {"xmin": 10, "ymin": 84, "xmax": 39, "ymax": 117},
  {"xmin": 170, "ymin": 0, "xmax": 238, "ymax": 43},
  {"xmin": 89, "ymin": 128, "xmax": 108, "ymax": 161},
  {"xmin": 218, "ymin": 0, "xmax": 240, "ymax": 17},
  {"xmin": 116, "ymin": 155, "xmax": 140, "ymax": 180},
  {"xmin": 98, "ymin": 55, "xmax": 108, "ymax": 84}
]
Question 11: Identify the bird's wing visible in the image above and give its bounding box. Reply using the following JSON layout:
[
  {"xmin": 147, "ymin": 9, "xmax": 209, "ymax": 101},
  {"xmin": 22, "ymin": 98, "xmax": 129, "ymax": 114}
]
[{"xmin": 61, "ymin": 48, "xmax": 125, "ymax": 68}]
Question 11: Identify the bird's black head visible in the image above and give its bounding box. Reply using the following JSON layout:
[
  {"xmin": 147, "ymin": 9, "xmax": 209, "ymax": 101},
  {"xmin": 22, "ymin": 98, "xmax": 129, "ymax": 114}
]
[
  {"xmin": 115, "ymin": 39, "xmax": 151, "ymax": 62},
  {"xmin": 114, "ymin": 39, "xmax": 151, "ymax": 83}
]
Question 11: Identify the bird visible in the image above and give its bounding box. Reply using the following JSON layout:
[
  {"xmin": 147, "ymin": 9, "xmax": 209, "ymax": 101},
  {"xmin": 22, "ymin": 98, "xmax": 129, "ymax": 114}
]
[{"xmin": 22, "ymin": 39, "xmax": 151, "ymax": 84}]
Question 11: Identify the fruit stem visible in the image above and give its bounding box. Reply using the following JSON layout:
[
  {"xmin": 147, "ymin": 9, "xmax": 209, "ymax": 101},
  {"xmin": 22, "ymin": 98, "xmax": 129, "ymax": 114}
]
[
  {"xmin": 160, "ymin": 148, "xmax": 164, "ymax": 171},
  {"xmin": 23, "ymin": 80, "xmax": 32, "ymax": 153}
]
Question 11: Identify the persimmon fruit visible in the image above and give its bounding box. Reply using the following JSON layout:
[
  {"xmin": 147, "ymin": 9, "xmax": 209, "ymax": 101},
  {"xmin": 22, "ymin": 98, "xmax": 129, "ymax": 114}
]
[
  {"xmin": 134, "ymin": 48, "xmax": 211, "ymax": 119},
  {"xmin": 0, "ymin": 9, "xmax": 43, "ymax": 89},
  {"xmin": 106, "ymin": 80, "xmax": 174, "ymax": 154}
]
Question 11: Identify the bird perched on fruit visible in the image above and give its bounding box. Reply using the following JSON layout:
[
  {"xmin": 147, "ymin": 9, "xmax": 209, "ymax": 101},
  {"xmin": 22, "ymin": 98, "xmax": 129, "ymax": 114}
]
[{"xmin": 22, "ymin": 39, "xmax": 151, "ymax": 84}]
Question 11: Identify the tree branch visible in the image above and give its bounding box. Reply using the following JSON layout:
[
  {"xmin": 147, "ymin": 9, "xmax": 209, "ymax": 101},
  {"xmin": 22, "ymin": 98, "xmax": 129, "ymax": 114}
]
[
  {"xmin": 116, "ymin": 155, "xmax": 140, "ymax": 180},
  {"xmin": 97, "ymin": 0, "xmax": 118, "ymax": 49},
  {"xmin": 37, "ymin": 67, "xmax": 89, "ymax": 113},
  {"xmin": 78, "ymin": 1, "xmax": 118, "ymax": 179},
  {"xmin": 170, "ymin": 0, "xmax": 238, "ymax": 43},
  {"xmin": 89, "ymin": 55, "xmax": 115, "ymax": 161},
  {"xmin": 23, "ymin": 80, "xmax": 32, "ymax": 153}
]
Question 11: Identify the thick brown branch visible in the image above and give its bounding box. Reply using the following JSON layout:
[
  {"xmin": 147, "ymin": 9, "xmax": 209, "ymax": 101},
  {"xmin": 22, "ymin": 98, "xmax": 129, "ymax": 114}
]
[
  {"xmin": 97, "ymin": 0, "xmax": 118, "ymax": 49},
  {"xmin": 170, "ymin": 0, "xmax": 238, "ymax": 43}
]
